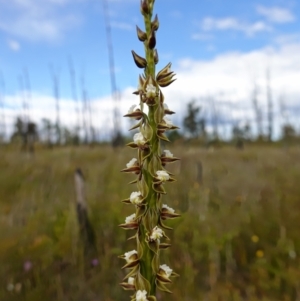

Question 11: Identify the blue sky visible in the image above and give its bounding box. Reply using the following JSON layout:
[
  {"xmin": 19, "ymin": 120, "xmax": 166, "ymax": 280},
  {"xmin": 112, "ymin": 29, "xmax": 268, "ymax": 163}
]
[{"xmin": 0, "ymin": 0, "xmax": 299, "ymax": 139}]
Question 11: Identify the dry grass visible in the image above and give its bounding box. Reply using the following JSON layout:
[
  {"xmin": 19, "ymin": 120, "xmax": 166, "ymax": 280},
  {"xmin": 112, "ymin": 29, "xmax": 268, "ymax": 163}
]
[{"xmin": 1, "ymin": 144, "xmax": 300, "ymax": 301}]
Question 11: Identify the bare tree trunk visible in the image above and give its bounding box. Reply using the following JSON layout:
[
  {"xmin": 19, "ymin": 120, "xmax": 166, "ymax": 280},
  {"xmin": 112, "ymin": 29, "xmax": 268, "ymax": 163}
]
[
  {"xmin": 49, "ymin": 65, "xmax": 61, "ymax": 145},
  {"xmin": 266, "ymin": 68, "xmax": 273, "ymax": 142},
  {"xmin": 80, "ymin": 72, "xmax": 89, "ymax": 144},
  {"xmin": 210, "ymin": 97, "xmax": 219, "ymax": 140},
  {"xmin": 102, "ymin": 0, "xmax": 123, "ymax": 147},
  {"xmin": 68, "ymin": 57, "xmax": 81, "ymax": 144},
  {"xmin": 18, "ymin": 76, "xmax": 28, "ymax": 152},
  {"xmin": 74, "ymin": 168, "xmax": 96, "ymax": 257},
  {"xmin": 252, "ymin": 82, "xmax": 263, "ymax": 140},
  {"xmin": 0, "ymin": 71, "xmax": 7, "ymax": 142}
]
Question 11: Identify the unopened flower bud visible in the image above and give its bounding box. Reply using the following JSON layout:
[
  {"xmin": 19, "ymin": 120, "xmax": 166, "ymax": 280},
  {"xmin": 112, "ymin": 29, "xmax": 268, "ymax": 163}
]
[
  {"xmin": 136, "ymin": 25, "xmax": 147, "ymax": 42},
  {"xmin": 156, "ymin": 62, "xmax": 172, "ymax": 81},
  {"xmin": 151, "ymin": 14, "xmax": 159, "ymax": 31},
  {"xmin": 140, "ymin": 0, "xmax": 149, "ymax": 16},
  {"xmin": 147, "ymin": 29, "xmax": 156, "ymax": 49},
  {"xmin": 131, "ymin": 50, "xmax": 147, "ymax": 69}
]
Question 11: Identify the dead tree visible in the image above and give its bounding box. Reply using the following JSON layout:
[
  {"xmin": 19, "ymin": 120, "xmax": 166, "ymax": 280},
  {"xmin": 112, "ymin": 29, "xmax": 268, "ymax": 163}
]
[
  {"xmin": 102, "ymin": 0, "xmax": 123, "ymax": 147},
  {"xmin": 80, "ymin": 71, "xmax": 89, "ymax": 144},
  {"xmin": 251, "ymin": 82, "xmax": 263, "ymax": 140},
  {"xmin": 0, "ymin": 71, "xmax": 6, "ymax": 142},
  {"xmin": 23, "ymin": 68, "xmax": 37, "ymax": 154},
  {"xmin": 49, "ymin": 65, "xmax": 61, "ymax": 145},
  {"xmin": 74, "ymin": 168, "xmax": 96, "ymax": 258},
  {"xmin": 18, "ymin": 75, "xmax": 28, "ymax": 151},
  {"xmin": 266, "ymin": 67, "xmax": 273, "ymax": 142},
  {"xmin": 68, "ymin": 57, "xmax": 81, "ymax": 144},
  {"xmin": 209, "ymin": 96, "xmax": 219, "ymax": 140}
]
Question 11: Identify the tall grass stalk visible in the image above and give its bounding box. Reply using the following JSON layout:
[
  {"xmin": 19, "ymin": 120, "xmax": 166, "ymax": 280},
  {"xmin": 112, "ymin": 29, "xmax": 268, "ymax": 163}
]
[{"xmin": 119, "ymin": 0, "xmax": 180, "ymax": 300}]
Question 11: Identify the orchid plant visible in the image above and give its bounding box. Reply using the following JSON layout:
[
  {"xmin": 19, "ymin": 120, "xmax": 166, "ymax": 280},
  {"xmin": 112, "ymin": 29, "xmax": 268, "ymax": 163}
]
[{"xmin": 119, "ymin": 0, "xmax": 180, "ymax": 300}]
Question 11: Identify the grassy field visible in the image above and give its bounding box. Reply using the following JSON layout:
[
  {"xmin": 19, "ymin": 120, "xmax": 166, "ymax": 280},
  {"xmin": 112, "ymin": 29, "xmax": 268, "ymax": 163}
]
[{"xmin": 1, "ymin": 144, "xmax": 300, "ymax": 301}]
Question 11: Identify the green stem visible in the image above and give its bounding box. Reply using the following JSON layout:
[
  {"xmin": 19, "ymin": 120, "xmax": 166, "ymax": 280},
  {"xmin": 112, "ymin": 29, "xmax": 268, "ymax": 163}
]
[{"xmin": 138, "ymin": 3, "xmax": 161, "ymax": 296}]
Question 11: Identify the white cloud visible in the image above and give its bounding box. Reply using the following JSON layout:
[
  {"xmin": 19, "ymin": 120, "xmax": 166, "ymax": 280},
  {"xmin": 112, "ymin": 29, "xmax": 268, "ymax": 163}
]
[
  {"xmin": 257, "ymin": 5, "xmax": 295, "ymax": 23},
  {"xmin": 0, "ymin": 0, "xmax": 82, "ymax": 42},
  {"xmin": 201, "ymin": 17, "xmax": 272, "ymax": 36},
  {"xmin": 191, "ymin": 33, "xmax": 214, "ymax": 41},
  {"xmin": 163, "ymin": 42, "xmax": 300, "ymax": 137},
  {"xmin": 274, "ymin": 33, "xmax": 300, "ymax": 45},
  {"xmin": 3, "ymin": 42, "xmax": 300, "ymax": 139},
  {"xmin": 111, "ymin": 21, "xmax": 133, "ymax": 31},
  {"xmin": 169, "ymin": 11, "xmax": 182, "ymax": 19},
  {"xmin": 7, "ymin": 39, "xmax": 20, "ymax": 51}
]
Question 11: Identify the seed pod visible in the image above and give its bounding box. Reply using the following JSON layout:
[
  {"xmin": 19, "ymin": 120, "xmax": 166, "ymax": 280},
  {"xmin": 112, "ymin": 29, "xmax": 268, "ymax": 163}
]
[
  {"xmin": 131, "ymin": 50, "xmax": 147, "ymax": 69},
  {"xmin": 151, "ymin": 14, "xmax": 159, "ymax": 31},
  {"xmin": 136, "ymin": 25, "xmax": 147, "ymax": 42},
  {"xmin": 148, "ymin": 30, "xmax": 156, "ymax": 49}
]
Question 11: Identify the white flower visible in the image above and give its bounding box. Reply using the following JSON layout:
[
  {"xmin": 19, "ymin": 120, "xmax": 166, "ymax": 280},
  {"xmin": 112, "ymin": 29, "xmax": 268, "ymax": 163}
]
[
  {"xmin": 160, "ymin": 264, "xmax": 173, "ymax": 278},
  {"xmin": 150, "ymin": 226, "xmax": 163, "ymax": 241},
  {"xmin": 163, "ymin": 103, "xmax": 169, "ymax": 110},
  {"xmin": 163, "ymin": 116, "xmax": 173, "ymax": 128},
  {"xmin": 163, "ymin": 149, "xmax": 173, "ymax": 158},
  {"xmin": 133, "ymin": 132, "xmax": 146, "ymax": 146},
  {"xmin": 146, "ymin": 83, "xmax": 156, "ymax": 98},
  {"xmin": 125, "ymin": 213, "xmax": 136, "ymax": 224},
  {"xmin": 136, "ymin": 290, "xmax": 148, "ymax": 301},
  {"xmin": 162, "ymin": 204, "xmax": 175, "ymax": 213},
  {"xmin": 156, "ymin": 170, "xmax": 170, "ymax": 182},
  {"xmin": 124, "ymin": 250, "xmax": 138, "ymax": 263},
  {"xmin": 128, "ymin": 104, "xmax": 137, "ymax": 114},
  {"xmin": 130, "ymin": 191, "xmax": 142, "ymax": 205},
  {"xmin": 126, "ymin": 158, "xmax": 138, "ymax": 168},
  {"xmin": 128, "ymin": 277, "xmax": 135, "ymax": 285}
]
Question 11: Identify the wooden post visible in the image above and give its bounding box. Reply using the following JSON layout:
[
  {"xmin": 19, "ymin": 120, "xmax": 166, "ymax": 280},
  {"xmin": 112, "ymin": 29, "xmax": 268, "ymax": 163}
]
[{"xmin": 74, "ymin": 168, "xmax": 96, "ymax": 257}]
